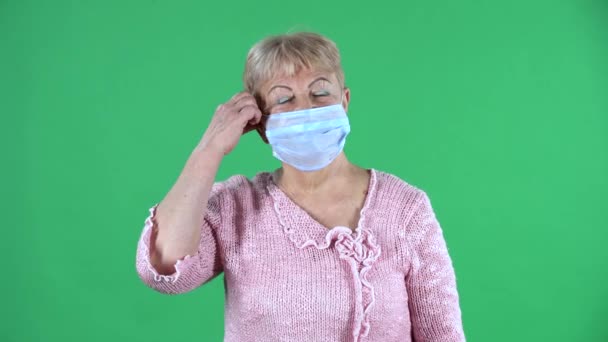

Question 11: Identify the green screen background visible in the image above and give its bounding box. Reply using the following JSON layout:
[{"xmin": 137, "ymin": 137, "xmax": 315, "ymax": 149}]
[{"xmin": 3, "ymin": 0, "xmax": 607, "ymax": 341}]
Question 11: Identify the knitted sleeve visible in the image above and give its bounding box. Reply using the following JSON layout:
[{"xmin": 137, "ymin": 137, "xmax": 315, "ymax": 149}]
[
  {"xmin": 403, "ymin": 191, "xmax": 466, "ymax": 341},
  {"xmin": 135, "ymin": 183, "xmax": 225, "ymax": 295}
]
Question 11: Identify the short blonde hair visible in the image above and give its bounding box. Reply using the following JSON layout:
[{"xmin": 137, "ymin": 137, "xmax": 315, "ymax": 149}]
[{"xmin": 243, "ymin": 32, "xmax": 345, "ymax": 98}]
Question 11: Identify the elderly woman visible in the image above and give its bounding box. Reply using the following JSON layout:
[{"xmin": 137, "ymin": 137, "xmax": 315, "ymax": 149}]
[{"xmin": 135, "ymin": 32, "xmax": 466, "ymax": 342}]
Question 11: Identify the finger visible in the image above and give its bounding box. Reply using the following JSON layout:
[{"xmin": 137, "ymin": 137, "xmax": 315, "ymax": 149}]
[
  {"xmin": 239, "ymin": 105, "xmax": 262, "ymax": 125},
  {"xmin": 243, "ymin": 119, "xmax": 266, "ymax": 138},
  {"xmin": 249, "ymin": 106, "xmax": 263, "ymax": 126},
  {"xmin": 229, "ymin": 91, "xmax": 247, "ymax": 101},
  {"xmin": 229, "ymin": 91, "xmax": 251, "ymax": 105},
  {"xmin": 222, "ymin": 93, "xmax": 252, "ymax": 112},
  {"xmin": 243, "ymin": 123, "xmax": 259, "ymax": 135},
  {"xmin": 235, "ymin": 96, "xmax": 258, "ymax": 111},
  {"xmin": 234, "ymin": 94, "xmax": 256, "ymax": 107}
]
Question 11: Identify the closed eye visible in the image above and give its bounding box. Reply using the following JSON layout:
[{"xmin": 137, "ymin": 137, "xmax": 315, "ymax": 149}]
[
  {"xmin": 313, "ymin": 91, "xmax": 330, "ymax": 97},
  {"xmin": 277, "ymin": 96, "xmax": 294, "ymax": 104}
]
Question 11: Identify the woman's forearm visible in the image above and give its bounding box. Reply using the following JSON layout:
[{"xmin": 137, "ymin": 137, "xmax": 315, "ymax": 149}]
[
  {"xmin": 150, "ymin": 143, "xmax": 224, "ymax": 275},
  {"xmin": 147, "ymin": 90, "xmax": 262, "ymax": 275}
]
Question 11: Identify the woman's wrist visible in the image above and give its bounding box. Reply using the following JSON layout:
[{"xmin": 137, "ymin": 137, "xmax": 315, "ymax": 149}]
[{"xmin": 192, "ymin": 141, "xmax": 225, "ymax": 164}]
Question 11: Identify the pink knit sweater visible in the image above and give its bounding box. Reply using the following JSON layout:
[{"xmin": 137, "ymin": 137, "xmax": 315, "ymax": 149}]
[{"xmin": 135, "ymin": 169, "xmax": 465, "ymax": 341}]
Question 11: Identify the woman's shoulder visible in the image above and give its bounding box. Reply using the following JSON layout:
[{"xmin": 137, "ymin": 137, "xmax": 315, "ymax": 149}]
[
  {"xmin": 371, "ymin": 169, "xmax": 437, "ymax": 236},
  {"xmin": 208, "ymin": 171, "xmax": 273, "ymax": 201},
  {"xmin": 374, "ymin": 170, "xmax": 425, "ymax": 199},
  {"xmin": 372, "ymin": 168, "xmax": 428, "ymax": 208}
]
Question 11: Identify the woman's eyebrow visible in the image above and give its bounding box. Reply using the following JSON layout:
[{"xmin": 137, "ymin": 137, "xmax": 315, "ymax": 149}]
[
  {"xmin": 308, "ymin": 77, "xmax": 331, "ymax": 88},
  {"xmin": 267, "ymin": 77, "xmax": 330, "ymax": 95},
  {"xmin": 267, "ymin": 85, "xmax": 292, "ymax": 95}
]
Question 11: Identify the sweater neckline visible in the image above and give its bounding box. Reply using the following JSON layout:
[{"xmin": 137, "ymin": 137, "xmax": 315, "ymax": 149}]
[{"xmin": 265, "ymin": 168, "xmax": 379, "ymax": 249}]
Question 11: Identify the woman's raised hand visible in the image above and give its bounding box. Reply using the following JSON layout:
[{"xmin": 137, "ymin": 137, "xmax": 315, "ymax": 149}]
[{"xmin": 199, "ymin": 91, "xmax": 263, "ymax": 156}]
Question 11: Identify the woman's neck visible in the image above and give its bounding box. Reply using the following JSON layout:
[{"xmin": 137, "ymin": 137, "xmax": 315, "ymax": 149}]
[{"xmin": 273, "ymin": 153, "xmax": 354, "ymax": 195}]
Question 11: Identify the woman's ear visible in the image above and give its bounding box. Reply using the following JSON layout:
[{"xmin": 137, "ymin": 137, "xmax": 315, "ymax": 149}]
[{"xmin": 342, "ymin": 87, "xmax": 351, "ymax": 112}]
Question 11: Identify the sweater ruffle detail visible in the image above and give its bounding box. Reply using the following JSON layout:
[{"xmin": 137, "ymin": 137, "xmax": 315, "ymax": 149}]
[
  {"xmin": 335, "ymin": 227, "xmax": 381, "ymax": 341},
  {"xmin": 266, "ymin": 170, "xmax": 381, "ymax": 341},
  {"xmin": 141, "ymin": 204, "xmax": 196, "ymax": 284}
]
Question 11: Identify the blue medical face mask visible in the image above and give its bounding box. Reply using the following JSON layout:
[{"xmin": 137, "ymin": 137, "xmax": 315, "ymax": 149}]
[{"xmin": 264, "ymin": 103, "xmax": 351, "ymax": 172}]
